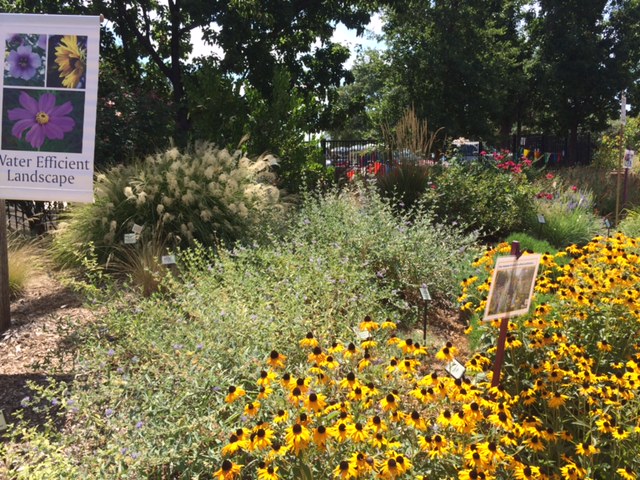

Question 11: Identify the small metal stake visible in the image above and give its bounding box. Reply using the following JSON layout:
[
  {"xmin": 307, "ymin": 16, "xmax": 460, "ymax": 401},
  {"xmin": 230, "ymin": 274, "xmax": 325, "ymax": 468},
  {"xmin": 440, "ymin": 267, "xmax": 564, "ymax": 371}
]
[{"xmin": 419, "ymin": 284, "xmax": 431, "ymax": 342}]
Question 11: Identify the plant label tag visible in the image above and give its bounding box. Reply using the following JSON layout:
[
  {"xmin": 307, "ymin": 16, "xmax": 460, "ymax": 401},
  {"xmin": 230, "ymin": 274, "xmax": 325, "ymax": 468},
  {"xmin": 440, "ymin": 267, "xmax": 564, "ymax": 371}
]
[
  {"xmin": 445, "ymin": 358, "xmax": 466, "ymax": 380},
  {"xmin": 624, "ymin": 149, "xmax": 634, "ymax": 169},
  {"xmin": 132, "ymin": 223, "xmax": 144, "ymax": 234},
  {"xmin": 604, "ymin": 218, "xmax": 612, "ymax": 228},
  {"xmin": 0, "ymin": 410, "xmax": 7, "ymax": 431},
  {"xmin": 124, "ymin": 233, "xmax": 137, "ymax": 244},
  {"xmin": 537, "ymin": 214, "xmax": 546, "ymax": 224},
  {"xmin": 419, "ymin": 285, "xmax": 431, "ymax": 301},
  {"xmin": 353, "ymin": 327, "xmax": 371, "ymax": 340},
  {"xmin": 161, "ymin": 255, "xmax": 176, "ymax": 265}
]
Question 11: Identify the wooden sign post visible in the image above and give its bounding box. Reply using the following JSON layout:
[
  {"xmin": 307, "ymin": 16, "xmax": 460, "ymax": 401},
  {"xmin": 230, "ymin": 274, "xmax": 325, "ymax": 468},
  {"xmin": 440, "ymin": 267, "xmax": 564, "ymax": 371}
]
[
  {"xmin": 0, "ymin": 199, "xmax": 9, "ymax": 333},
  {"xmin": 483, "ymin": 242, "xmax": 541, "ymax": 387}
]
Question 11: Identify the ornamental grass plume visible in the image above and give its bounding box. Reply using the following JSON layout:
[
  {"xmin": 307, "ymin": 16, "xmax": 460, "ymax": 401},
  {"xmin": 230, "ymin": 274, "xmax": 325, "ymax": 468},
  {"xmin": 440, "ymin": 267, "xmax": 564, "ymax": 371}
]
[{"xmin": 52, "ymin": 141, "xmax": 286, "ymax": 267}]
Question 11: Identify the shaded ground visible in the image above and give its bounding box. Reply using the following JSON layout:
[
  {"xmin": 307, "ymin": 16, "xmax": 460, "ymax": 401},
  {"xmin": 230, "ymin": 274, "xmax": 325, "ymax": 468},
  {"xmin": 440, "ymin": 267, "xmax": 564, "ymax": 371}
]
[{"xmin": 0, "ymin": 272, "xmax": 96, "ymax": 424}]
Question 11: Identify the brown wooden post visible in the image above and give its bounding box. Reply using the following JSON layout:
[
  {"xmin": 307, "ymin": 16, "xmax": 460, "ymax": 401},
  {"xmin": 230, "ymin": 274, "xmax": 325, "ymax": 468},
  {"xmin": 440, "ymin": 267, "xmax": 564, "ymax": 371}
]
[
  {"xmin": 491, "ymin": 241, "xmax": 521, "ymax": 388},
  {"xmin": 0, "ymin": 199, "xmax": 10, "ymax": 333}
]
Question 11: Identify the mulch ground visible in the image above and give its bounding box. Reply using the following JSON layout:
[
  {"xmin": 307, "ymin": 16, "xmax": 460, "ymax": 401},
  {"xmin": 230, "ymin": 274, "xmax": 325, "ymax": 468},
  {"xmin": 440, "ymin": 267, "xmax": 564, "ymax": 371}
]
[{"xmin": 0, "ymin": 272, "xmax": 96, "ymax": 424}]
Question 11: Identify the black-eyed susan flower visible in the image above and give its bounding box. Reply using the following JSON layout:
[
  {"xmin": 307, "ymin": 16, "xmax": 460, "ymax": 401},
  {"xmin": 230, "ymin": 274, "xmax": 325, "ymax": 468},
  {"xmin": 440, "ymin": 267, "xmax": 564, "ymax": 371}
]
[
  {"xmin": 380, "ymin": 392, "xmax": 399, "ymax": 412},
  {"xmin": 304, "ymin": 392, "xmax": 327, "ymax": 412},
  {"xmin": 339, "ymin": 372, "xmax": 359, "ymax": 390},
  {"xmin": 350, "ymin": 451, "xmax": 373, "ymax": 476},
  {"xmin": 377, "ymin": 457, "xmax": 400, "ymax": 479},
  {"xmin": 360, "ymin": 315, "xmax": 380, "ymax": 331},
  {"xmin": 243, "ymin": 401, "xmax": 260, "ymax": 417},
  {"xmin": 225, "ymin": 385, "xmax": 246, "ymax": 403},
  {"xmin": 251, "ymin": 427, "xmax": 274, "ymax": 451},
  {"xmin": 300, "ymin": 332, "xmax": 319, "ymax": 348},
  {"xmin": 616, "ymin": 467, "xmax": 637, "ymax": 480},
  {"xmin": 313, "ymin": 424, "xmax": 329, "ymax": 449},
  {"xmin": 258, "ymin": 369, "xmax": 277, "ymax": 386},
  {"xmin": 405, "ymin": 410, "xmax": 428, "ymax": 431},
  {"xmin": 575, "ymin": 441, "xmax": 600, "ymax": 456},
  {"xmin": 308, "ymin": 346, "xmax": 326, "ymax": 364},
  {"xmin": 213, "ymin": 459, "xmax": 242, "ymax": 480},
  {"xmin": 257, "ymin": 463, "xmax": 279, "ymax": 480},
  {"xmin": 381, "ymin": 318, "xmax": 397, "ymax": 329},
  {"xmin": 560, "ymin": 461, "xmax": 587, "ymax": 480},
  {"xmin": 284, "ymin": 423, "xmax": 310, "ymax": 455},
  {"xmin": 221, "ymin": 433, "xmax": 248, "ymax": 456},
  {"xmin": 329, "ymin": 421, "xmax": 350, "ymax": 443},
  {"xmin": 257, "ymin": 385, "xmax": 273, "ymax": 400},
  {"xmin": 333, "ymin": 460, "xmax": 356, "ymax": 479},
  {"xmin": 321, "ymin": 355, "xmax": 340, "ymax": 370},
  {"xmin": 347, "ymin": 422, "xmax": 368, "ymax": 443},
  {"xmin": 268, "ymin": 350, "xmax": 287, "ymax": 369},
  {"xmin": 273, "ymin": 409, "xmax": 289, "ymax": 424},
  {"xmin": 513, "ymin": 463, "xmax": 541, "ymax": 480}
]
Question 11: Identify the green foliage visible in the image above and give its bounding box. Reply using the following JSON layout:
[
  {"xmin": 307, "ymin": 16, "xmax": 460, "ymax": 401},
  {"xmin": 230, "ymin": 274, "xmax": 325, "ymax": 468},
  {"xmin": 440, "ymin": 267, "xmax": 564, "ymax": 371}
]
[
  {"xmin": 51, "ymin": 142, "xmax": 285, "ymax": 266},
  {"xmin": 551, "ymin": 165, "xmax": 640, "ymax": 216},
  {"xmin": 95, "ymin": 58, "xmax": 173, "ymax": 168},
  {"xmin": 592, "ymin": 117, "xmax": 640, "ymax": 171},
  {"xmin": 424, "ymin": 163, "xmax": 536, "ymax": 240},
  {"xmin": 619, "ymin": 207, "xmax": 640, "ymax": 237},
  {"xmin": 502, "ymin": 232, "xmax": 559, "ymax": 255},
  {"xmin": 4, "ymin": 186, "xmax": 478, "ymax": 478},
  {"xmin": 526, "ymin": 175, "xmax": 601, "ymax": 247}
]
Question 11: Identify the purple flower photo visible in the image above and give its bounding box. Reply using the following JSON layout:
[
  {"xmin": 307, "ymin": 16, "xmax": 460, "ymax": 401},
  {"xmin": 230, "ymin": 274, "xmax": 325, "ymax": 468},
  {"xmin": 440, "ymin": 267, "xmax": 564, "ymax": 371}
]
[
  {"xmin": 7, "ymin": 45, "xmax": 41, "ymax": 80},
  {"xmin": 7, "ymin": 91, "xmax": 75, "ymax": 149},
  {"xmin": 2, "ymin": 89, "xmax": 84, "ymax": 152},
  {"xmin": 4, "ymin": 33, "xmax": 46, "ymax": 86}
]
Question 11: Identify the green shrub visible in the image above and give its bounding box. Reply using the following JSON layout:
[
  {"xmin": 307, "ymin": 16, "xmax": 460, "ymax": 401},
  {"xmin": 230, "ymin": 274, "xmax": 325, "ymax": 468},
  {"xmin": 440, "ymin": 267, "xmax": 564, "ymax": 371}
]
[
  {"xmin": 424, "ymin": 163, "xmax": 536, "ymax": 240},
  {"xmin": 526, "ymin": 175, "xmax": 601, "ymax": 248},
  {"xmin": 52, "ymin": 142, "xmax": 286, "ymax": 266},
  {"xmin": 290, "ymin": 184, "xmax": 480, "ymax": 310}
]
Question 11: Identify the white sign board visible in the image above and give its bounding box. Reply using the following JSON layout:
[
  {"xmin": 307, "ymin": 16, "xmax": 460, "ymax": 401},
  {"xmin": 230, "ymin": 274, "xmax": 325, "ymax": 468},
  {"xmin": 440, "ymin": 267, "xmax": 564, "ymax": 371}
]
[{"xmin": 0, "ymin": 14, "xmax": 100, "ymax": 203}]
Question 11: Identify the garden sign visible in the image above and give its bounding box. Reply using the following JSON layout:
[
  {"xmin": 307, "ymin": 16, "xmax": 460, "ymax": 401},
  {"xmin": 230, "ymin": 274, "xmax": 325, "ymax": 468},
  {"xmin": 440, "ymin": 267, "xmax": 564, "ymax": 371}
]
[
  {"xmin": 0, "ymin": 13, "xmax": 100, "ymax": 202},
  {"xmin": 0, "ymin": 14, "xmax": 99, "ymax": 333}
]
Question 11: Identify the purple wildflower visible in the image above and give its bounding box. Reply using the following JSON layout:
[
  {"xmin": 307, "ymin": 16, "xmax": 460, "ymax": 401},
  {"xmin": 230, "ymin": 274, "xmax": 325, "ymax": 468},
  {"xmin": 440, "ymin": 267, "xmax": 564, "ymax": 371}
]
[
  {"xmin": 6, "ymin": 45, "xmax": 42, "ymax": 80},
  {"xmin": 135, "ymin": 421, "xmax": 144, "ymax": 429},
  {"xmin": 107, "ymin": 349, "xmax": 116, "ymax": 357},
  {"xmin": 7, "ymin": 91, "xmax": 75, "ymax": 149},
  {"xmin": 105, "ymin": 408, "xmax": 114, "ymax": 418}
]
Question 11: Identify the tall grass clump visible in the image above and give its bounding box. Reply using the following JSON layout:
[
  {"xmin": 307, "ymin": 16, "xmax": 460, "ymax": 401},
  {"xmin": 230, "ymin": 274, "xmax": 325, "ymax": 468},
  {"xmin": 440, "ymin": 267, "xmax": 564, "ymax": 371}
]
[
  {"xmin": 526, "ymin": 174, "xmax": 601, "ymax": 248},
  {"xmin": 7, "ymin": 233, "xmax": 40, "ymax": 299},
  {"xmin": 52, "ymin": 141, "xmax": 286, "ymax": 266}
]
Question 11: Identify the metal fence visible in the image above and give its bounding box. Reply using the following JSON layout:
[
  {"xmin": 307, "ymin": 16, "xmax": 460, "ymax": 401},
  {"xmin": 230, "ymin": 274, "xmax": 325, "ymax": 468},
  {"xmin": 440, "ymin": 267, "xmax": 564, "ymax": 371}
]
[
  {"xmin": 5, "ymin": 200, "xmax": 64, "ymax": 234},
  {"xmin": 488, "ymin": 134, "xmax": 594, "ymax": 166}
]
